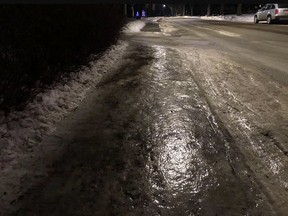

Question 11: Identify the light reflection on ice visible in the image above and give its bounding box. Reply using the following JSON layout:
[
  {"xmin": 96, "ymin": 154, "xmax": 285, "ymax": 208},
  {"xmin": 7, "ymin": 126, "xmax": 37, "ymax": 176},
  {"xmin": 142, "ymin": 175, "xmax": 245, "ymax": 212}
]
[
  {"xmin": 148, "ymin": 45, "xmax": 212, "ymax": 199},
  {"xmin": 264, "ymin": 156, "xmax": 283, "ymax": 175},
  {"xmin": 159, "ymin": 129, "xmax": 210, "ymax": 196}
]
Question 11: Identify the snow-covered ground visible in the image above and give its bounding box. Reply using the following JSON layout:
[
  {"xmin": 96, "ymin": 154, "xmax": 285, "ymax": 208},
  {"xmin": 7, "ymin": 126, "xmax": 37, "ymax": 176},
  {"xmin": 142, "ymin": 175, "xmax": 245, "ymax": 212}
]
[
  {"xmin": 0, "ymin": 43, "xmax": 122, "ymax": 165},
  {"xmin": 195, "ymin": 14, "xmax": 254, "ymax": 23},
  {"xmin": 0, "ymin": 19, "xmax": 149, "ymax": 176},
  {"xmin": 0, "ymin": 21, "xmax": 149, "ymax": 172},
  {"xmin": 0, "ymin": 21, "xmax": 150, "ymax": 214},
  {"xmin": 173, "ymin": 14, "xmax": 254, "ymax": 23}
]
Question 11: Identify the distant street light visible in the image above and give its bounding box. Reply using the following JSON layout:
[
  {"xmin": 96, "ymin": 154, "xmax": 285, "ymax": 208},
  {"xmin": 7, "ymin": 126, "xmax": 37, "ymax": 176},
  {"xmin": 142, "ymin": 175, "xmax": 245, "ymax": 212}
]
[{"xmin": 162, "ymin": 4, "xmax": 166, "ymax": 16}]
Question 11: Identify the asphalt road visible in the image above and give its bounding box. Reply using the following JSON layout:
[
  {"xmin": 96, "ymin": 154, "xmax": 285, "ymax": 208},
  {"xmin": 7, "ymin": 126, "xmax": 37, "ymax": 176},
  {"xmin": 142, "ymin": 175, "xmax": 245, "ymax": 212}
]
[{"xmin": 3, "ymin": 18, "xmax": 288, "ymax": 216}]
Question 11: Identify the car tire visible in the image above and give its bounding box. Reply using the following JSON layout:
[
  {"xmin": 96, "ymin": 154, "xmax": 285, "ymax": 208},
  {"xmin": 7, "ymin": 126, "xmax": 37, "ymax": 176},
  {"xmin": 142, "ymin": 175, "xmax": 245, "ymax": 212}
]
[
  {"xmin": 267, "ymin": 16, "xmax": 273, "ymax": 24},
  {"xmin": 254, "ymin": 16, "xmax": 259, "ymax": 24}
]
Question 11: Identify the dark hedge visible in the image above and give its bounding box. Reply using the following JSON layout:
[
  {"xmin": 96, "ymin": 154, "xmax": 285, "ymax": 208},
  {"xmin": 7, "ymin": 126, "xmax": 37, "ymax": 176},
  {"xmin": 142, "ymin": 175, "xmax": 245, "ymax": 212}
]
[{"xmin": 0, "ymin": 5, "xmax": 125, "ymax": 112}]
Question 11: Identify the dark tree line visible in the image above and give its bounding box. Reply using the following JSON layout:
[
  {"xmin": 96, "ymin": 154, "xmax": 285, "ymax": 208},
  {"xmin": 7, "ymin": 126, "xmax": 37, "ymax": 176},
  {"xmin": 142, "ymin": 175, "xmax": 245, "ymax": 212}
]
[{"xmin": 0, "ymin": 5, "xmax": 125, "ymax": 112}]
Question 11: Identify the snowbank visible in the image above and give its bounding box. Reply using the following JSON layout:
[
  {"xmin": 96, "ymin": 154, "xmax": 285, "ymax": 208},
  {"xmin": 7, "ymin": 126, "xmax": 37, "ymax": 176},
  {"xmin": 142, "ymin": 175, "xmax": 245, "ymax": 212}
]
[
  {"xmin": 197, "ymin": 14, "xmax": 254, "ymax": 23},
  {"xmin": 122, "ymin": 19, "xmax": 148, "ymax": 33}
]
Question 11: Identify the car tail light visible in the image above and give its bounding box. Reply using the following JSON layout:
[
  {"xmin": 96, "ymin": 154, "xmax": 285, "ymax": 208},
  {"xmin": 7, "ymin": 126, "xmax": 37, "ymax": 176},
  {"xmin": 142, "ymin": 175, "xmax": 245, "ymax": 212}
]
[{"xmin": 275, "ymin": 9, "xmax": 279, "ymax": 14}]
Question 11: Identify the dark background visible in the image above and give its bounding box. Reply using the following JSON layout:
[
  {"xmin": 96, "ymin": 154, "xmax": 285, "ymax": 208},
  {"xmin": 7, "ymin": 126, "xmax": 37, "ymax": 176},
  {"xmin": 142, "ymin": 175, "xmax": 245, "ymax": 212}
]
[{"xmin": 0, "ymin": 5, "xmax": 125, "ymax": 111}]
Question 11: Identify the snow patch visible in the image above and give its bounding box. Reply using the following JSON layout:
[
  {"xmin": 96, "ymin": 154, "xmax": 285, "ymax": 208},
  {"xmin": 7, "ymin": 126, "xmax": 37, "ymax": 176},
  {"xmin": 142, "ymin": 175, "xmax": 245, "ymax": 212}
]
[{"xmin": 123, "ymin": 19, "xmax": 148, "ymax": 33}]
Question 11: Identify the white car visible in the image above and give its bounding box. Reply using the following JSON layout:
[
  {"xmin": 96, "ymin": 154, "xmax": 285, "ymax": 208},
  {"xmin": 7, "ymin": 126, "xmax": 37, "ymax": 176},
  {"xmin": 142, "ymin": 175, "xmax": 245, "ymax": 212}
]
[{"xmin": 254, "ymin": 4, "xmax": 288, "ymax": 24}]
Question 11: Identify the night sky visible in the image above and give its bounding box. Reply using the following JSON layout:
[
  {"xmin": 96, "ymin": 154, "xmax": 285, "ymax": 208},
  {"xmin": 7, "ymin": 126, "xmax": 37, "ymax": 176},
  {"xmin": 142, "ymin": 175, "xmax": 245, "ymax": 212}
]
[{"xmin": 0, "ymin": 0, "xmax": 286, "ymax": 4}]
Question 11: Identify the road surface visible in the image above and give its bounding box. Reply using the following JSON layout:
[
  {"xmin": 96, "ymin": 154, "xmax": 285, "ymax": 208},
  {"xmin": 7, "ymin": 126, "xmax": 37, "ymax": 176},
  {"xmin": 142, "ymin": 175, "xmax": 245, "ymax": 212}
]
[{"xmin": 2, "ymin": 18, "xmax": 288, "ymax": 215}]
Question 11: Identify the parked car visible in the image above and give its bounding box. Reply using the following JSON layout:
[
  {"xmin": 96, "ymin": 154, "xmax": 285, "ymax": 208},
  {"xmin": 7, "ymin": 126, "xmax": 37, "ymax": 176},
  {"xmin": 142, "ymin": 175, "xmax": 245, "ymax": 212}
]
[{"xmin": 254, "ymin": 4, "xmax": 288, "ymax": 24}]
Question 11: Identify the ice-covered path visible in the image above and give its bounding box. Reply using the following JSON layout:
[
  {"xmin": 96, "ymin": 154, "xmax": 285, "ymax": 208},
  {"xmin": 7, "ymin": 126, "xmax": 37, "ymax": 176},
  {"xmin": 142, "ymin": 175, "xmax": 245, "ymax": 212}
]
[
  {"xmin": 3, "ymin": 21, "xmax": 271, "ymax": 216},
  {"xmin": 1, "ymin": 17, "xmax": 288, "ymax": 215}
]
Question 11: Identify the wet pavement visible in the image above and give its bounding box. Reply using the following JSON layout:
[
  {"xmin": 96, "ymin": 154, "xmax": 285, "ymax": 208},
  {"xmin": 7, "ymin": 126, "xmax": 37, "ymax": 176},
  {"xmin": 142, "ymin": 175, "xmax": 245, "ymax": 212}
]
[{"xmin": 3, "ymin": 18, "xmax": 288, "ymax": 215}]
